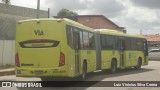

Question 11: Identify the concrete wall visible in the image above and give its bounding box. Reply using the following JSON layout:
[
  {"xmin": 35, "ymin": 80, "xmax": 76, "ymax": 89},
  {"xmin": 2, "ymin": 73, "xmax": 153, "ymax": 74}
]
[
  {"xmin": 0, "ymin": 3, "xmax": 48, "ymax": 40},
  {"xmin": 0, "ymin": 3, "xmax": 48, "ymax": 18},
  {"xmin": 0, "ymin": 4, "xmax": 48, "ymax": 66},
  {"xmin": 0, "ymin": 40, "xmax": 15, "ymax": 66}
]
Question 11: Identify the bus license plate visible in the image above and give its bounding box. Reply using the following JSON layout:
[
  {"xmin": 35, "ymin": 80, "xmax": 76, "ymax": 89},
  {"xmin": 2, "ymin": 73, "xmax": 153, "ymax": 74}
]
[{"xmin": 34, "ymin": 70, "xmax": 44, "ymax": 75}]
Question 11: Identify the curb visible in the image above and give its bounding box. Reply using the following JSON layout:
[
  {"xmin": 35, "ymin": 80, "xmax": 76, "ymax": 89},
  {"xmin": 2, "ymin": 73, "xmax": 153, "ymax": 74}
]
[{"xmin": 0, "ymin": 68, "xmax": 15, "ymax": 76}]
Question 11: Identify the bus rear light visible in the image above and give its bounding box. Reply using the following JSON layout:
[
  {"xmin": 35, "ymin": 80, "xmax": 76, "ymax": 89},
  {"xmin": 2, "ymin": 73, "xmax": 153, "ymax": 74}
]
[
  {"xmin": 59, "ymin": 52, "xmax": 65, "ymax": 67},
  {"xmin": 15, "ymin": 53, "xmax": 20, "ymax": 67}
]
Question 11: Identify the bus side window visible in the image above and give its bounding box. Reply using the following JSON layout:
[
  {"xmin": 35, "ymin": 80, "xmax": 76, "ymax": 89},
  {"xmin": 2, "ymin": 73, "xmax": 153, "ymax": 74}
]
[
  {"xmin": 131, "ymin": 38, "xmax": 137, "ymax": 50},
  {"xmin": 89, "ymin": 32, "xmax": 95, "ymax": 49},
  {"xmin": 118, "ymin": 37, "xmax": 125, "ymax": 50},
  {"xmin": 101, "ymin": 35, "xmax": 107, "ymax": 50},
  {"xmin": 106, "ymin": 35, "xmax": 116, "ymax": 50},
  {"xmin": 80, "ymin": 30, "xmax": 84, "ymax": 49},
  {"xmin": 66, "ymin": 25, "xmax": 73, "ymax": 48},
  {"xmin": 83, "ymin": 31, "xmax": 89, "ymax": 49},
  {"xmin": 125, "ymin": 38, "xmax": 131, "ymax": 50},
  {"xmin": 137, "ymin": 39, "xmax": 143, "ymax": 51},
  {"xmin": 72, "ymin": 28, "xmax": 80, "ymax": 50}
]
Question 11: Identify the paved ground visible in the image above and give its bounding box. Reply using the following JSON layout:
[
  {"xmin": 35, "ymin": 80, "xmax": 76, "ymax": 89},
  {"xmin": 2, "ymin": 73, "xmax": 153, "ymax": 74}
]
[
  {"xmin": 0, "ymin": 61, "xmax": 160, "ymax": 90},
  {"xmin": 0, "ymin": 68, "xmax": 15, "ymax": 76}
]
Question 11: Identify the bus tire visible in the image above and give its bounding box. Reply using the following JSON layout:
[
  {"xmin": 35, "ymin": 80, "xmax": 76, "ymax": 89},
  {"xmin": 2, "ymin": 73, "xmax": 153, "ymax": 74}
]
[
  {"xmin": 134, "ymin": 58, "xmax": 142, "ymax": 70},
  {"xmin": 81, "ymin": 62, "xmax": 87, "ymax": 81},
  {"xmin": 110, "ymin": 60, "xmax": 117, "ymax": 74}
]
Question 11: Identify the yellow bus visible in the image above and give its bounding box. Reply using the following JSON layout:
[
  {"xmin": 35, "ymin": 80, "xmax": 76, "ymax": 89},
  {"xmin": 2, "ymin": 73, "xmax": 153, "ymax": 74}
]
[
  {"xmin": 15, "ymin": 18, "xmax": 148, "ymax": 80},
  {"xmin": 15, "ymin": 18, "xmax": 97, "ymax": 80},
  {"xmin": 96, "ymin": 29, "xmax": 148, "ymax": 73}
]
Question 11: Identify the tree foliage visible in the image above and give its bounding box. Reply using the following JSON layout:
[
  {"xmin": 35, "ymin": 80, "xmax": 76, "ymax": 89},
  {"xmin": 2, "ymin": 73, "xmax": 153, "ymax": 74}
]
[
  {"xmin": 1, "ymin": 0, "xmax": 10, "ymax": 5},
  {"xmin": 57, "ymin": 8, "xmax": 78, "ymax": 17}
]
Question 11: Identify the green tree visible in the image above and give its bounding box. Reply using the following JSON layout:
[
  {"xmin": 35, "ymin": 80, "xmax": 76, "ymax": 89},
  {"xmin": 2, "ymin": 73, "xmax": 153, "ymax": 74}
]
[
  {"xmin": 1, "ymin": 0, "xmax": 10, "ymax": 5},
  {"xmin": 57, "ymin": 8, "xmax": 78, "ymax": 17}
]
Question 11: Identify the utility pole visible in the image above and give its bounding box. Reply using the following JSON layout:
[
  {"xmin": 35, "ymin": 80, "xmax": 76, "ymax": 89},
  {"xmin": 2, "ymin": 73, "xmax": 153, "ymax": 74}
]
[
  {"xmin": 2, "ymin": 0, "xmax": 10, "ymax": 5},
  {"xmin": 140, "ymin": 29, "xmax": 142, "ymax": 35},
  {"xmin": 48, "ymin": 8, "xmax": 50, "ymax": 18},
  {"xmin": 37, "ymin": 0, "xmax": 40, "ymax": 19}
]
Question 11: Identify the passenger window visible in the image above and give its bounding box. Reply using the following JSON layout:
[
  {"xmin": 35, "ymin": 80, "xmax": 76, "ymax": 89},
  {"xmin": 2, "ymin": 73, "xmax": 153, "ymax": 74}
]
[
  {"xmin": 66, "ymin": 25, "xmax": 73, "ymax": 48},
  {"xmin": 106, "ymin": 35, "xmax": 116, "ymax": 50},
  {"xmin": 79, "ymin": 30, "xmax": 84, "ymax": 49},
  {"xmin": 101, "ymin": 35, "xmax": 107, "ymax": 50},
  {"xmin": 137, "ymin": 39, "xmax": 143, "ymax": 51},
  {"xmin": 83, "ymin": 31, "xmax": 89, "ymax": 49},
  {"xmin": 89, "ymin": 32, "xmax": 95, "ymax": 49}
]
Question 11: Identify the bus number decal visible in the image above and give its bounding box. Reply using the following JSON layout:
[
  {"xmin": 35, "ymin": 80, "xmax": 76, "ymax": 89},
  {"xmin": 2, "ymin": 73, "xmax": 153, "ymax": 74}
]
[{"xmin": 34, "ymin": 30, "xmax": 44, "ymax": 36}]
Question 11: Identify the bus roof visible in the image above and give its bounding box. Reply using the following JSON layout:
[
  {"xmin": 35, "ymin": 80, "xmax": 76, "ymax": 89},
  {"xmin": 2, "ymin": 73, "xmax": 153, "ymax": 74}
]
[
  {"xmin": 98, "ymin": 29, "xmax": 146, "ymax": 39},
  {"xmin": 17, "ymin": 18, "xmax": 145, "ymax": 39},
  {"xmin": 18, "ymin": 18, "xmax": 94, "ymax": 32}
]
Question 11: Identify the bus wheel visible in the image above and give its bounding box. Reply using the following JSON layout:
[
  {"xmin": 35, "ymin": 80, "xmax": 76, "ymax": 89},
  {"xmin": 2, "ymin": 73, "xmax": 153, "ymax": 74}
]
[
  {"xmin": 81, "ymin": 63, "xmax": 87, "ymax": 81},
  {"xmin": 134, "ymin": 59, "xmax": 142, "ymax": 70},
  {"xmin": 110, "ymin": 60, "xmax": 117, "ymax": 74}
]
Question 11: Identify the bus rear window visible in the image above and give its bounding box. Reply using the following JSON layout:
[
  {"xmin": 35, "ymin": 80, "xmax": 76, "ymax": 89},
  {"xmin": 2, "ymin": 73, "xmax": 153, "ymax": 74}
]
[{"xmin": 19, "ymin": 39, "xmax": 60, "ymax": 48}]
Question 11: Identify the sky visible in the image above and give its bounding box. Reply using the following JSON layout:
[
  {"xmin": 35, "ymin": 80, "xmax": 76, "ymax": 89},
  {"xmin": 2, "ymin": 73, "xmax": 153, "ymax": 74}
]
[{"xmin": 10, "ymin": 0, "xmax": 160, "ymax": 35}]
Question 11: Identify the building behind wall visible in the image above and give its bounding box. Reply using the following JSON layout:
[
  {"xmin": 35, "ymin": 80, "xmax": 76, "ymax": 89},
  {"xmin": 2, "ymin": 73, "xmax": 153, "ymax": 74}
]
[
  {"xmin": 0, "ymin": 3, "xmax": 48, "ymax": 40},
  {"xmin": 54, "ymin": 15, "xmax": 125, "ymax": 32},
  {"xmin": 144, "ymin": 34, "xmax": 160, "ymax": 50}
]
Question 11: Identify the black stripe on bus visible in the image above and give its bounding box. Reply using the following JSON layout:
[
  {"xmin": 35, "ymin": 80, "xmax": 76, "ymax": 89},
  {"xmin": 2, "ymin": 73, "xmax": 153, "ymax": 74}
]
[{"xmin": 19, "ymin": 39, "xmax": 60, "ymax": 48}]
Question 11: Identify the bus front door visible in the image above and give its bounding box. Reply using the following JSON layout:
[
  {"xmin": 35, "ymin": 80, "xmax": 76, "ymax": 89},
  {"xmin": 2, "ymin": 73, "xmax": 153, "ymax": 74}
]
[
  {"xmin": 118, "ymin": 37, "xmax": 125, "ymax": 68},
  {"xmin": 73, "ymin": 30, "xmax": 80, "ymax": 74}
]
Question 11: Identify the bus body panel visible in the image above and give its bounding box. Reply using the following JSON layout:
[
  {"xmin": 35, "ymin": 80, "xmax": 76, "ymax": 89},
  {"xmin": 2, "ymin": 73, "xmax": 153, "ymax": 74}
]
[
  {"xmin": 65, "ymin": 23, "xmax": 97, "ymax": 76},
  {"xmin": 16, "ymin": 20, "xmax": 74, "ymax": 77},
  {"xmin": 15, "ymin": 19, "xmax": 148, "ymax": 79},
  {"xmin": 16, "ymin": 19, "xmax": 97, "ymax": 78},
  {"xmin": 101, "ymin": 50, "xmax": 120, "ymax": 69},
  {"xmin": 124, "ymin": 51, "xmax": 145, "ymax": 67},
  {"xmin": 78, "ymin": 50, "xmax": 97, "ymax": 75},
  {"xmin": 99, "ymin": 30, "xmax": 148, "ymax": 70}
]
